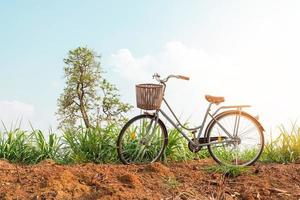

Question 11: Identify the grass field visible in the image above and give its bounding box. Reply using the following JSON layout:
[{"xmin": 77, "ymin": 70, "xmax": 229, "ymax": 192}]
[{"xmin": 0, "ymin": 122, "xmax": 299, "ymax": 165}]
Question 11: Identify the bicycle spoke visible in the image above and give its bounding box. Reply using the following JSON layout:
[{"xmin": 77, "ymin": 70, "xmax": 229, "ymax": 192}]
[
  {"xmin": 235, "ymin": 146, "xmax": 239, "ymax": 165},
  {"xmin": 238, "ymin": 126, "xmax": 256, "ymax": 137},
  {"xmin": 118, "ymin": 115, "xmax": 166, "ymax": 164},
  {"xmin": 208, "ymin": 112, "xmax": 264, "ymax": 166}
]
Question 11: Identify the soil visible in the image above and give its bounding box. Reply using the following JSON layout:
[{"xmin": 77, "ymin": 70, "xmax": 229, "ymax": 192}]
[{"xmin": 0, "ymin": 159, "xmax": 299, "ymax": 200}]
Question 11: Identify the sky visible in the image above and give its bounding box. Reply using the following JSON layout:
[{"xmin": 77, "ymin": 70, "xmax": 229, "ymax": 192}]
[{"xmin": 0, "ymin": 1, "xmax": 300, "ymax": 136}]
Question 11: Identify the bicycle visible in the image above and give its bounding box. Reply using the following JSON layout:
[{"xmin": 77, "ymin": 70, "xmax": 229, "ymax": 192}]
[{"xmin": 117, "ymin": 73, "xmax": 265, "ymax": 166}]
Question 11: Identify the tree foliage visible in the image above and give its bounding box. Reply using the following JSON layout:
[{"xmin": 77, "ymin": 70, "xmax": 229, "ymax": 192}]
[{"xmin": 57, "ymin": 47, "xmax": 132, "ymax": 129}]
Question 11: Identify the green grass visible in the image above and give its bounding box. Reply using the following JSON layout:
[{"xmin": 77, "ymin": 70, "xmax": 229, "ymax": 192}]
[
  {"xmin": 33, "ymin": 130, "xmax": 62, "ymax": 163},
  {"xmin": 120, "ymin": 118, "xmax": 168, "ymax": 163},
  {"xmin": 0, "ymin": 129, "xmax": 35, "ymax": 163},
  {"xmin": 164, "ymin": 128, "xmax": 210, "ymax": 162},
  {"xmin": 62, "ymin": 124, "xmax": 119, "ymax": 164},
  {"xmin": 0, "ymin": 126, "xmax": 64, "ymax": 164},
  {"xmin": 0, "ymin": 122, "xmax": 298, "ymax": 165},
  {"xmin": 260, "ymin": 123, "xmax": 300, "ymax": 164},
  {"xmin": 205, "ymin": 165, "xmax": 249, "ymax": 177},
  {"xmin": 164, "ymin": 177, "xmax": 180, "ymax": 189},
  {"xmin": 164, "ymin": 128, "xmax": 194, "ymax": 161}
]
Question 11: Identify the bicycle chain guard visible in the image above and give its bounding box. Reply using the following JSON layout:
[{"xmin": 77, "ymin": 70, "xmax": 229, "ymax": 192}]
[{"xmin": 188, "ymin": 136, "xmax": 230, "ymax": 153}]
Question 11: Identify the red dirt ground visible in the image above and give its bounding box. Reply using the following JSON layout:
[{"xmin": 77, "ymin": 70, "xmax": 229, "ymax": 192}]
[{"xmin": 0, "ymin": 159, "xmax": 299, "ymax": 200}]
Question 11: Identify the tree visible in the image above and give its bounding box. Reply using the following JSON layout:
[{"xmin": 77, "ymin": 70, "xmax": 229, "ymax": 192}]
[{"xmin": 57, "ymin": 47, "xmax": 132, "ymax": 129}]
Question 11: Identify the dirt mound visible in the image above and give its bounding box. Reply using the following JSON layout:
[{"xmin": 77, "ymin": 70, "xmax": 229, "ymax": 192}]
[
  {"xmin": 0, "ymin": 159, "xmax": 299, "ymax": 199},
  {"xmin": 139, "ymin": 162, "xmax": 173, "ymax": 176},
  {"xmin": 0, "ymin": 159, "xmax": 15, "ymax": 170},
  {"xmin": 117, "ymin": 173, "xmax": 142, "ymax": 188}
]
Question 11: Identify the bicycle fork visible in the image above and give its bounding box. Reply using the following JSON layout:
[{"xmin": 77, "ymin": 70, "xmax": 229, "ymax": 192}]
[{"xmin": 141, "ymin": 111, "xmax": 160, "ymax": 145}]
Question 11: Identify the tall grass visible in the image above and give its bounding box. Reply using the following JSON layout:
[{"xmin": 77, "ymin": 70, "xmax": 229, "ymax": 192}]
[
  {"xmin": 164, "ymin": 128, "xmax": 209, "ymax": 161},
  {"xmin": 0, "ymin": 129, "xmax": 35, "ymax": 163},
  {"xmin": 0, "ymin": 127, "xmax": 63, "ymax": 164},
  {"xmin": 62, "ymin": 124, "xmax": 119, "ymax": 164},
  {"xmin": 33, "ymin": 130, "xmax": 62, "ymax": 163},
  {"xmin": 261, "ymin": 123, "xmax": 300, "ymax": 163},
  {"xmin": 0, "ymin": 122, "xmax": 299, "ymax": 165}
]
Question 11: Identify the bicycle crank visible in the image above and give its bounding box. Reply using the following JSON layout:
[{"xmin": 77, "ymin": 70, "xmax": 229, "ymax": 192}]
[{"xmin": 188, "ymin": 138, "xmax": 206, "ymax": 153}]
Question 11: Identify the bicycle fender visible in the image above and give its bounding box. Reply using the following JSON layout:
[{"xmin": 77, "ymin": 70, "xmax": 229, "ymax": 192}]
[{"xmin": 204, "ymin": 110, "xmax": 265, "ymax": 138}]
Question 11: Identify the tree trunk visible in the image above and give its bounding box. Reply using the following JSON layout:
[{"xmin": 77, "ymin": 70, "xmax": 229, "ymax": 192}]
[
  {"xmin": 77, "ymin": 82, "xmax": 91, "ymax": 128},
  {"xmin": 80, "ymin": 100, "xmax": 90, "ymax": 128}
]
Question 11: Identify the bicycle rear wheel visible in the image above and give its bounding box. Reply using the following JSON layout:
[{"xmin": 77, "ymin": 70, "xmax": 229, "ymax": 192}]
[
  {"xmin": 206, "ymin": 111, "xmax": 264, "ymax": 166},
  {"xmin": 117, "ymin": 114, "xmax": 168, "ymax": 164}
]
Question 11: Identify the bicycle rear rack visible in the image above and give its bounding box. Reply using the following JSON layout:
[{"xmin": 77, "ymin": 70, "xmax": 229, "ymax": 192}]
[{"xmin": 212, "ymin": 105, "xmax": 251, "ymax": 116}]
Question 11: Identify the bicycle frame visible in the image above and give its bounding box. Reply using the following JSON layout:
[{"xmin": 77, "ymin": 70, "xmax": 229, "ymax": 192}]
[{"xmin": 151, "ymin": 98, "xmax": 251, "ymax": 147}]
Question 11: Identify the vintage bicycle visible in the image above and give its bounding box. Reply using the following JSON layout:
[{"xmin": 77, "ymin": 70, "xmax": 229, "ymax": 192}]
[{"xmin": 117, "ymin": 73, "xmax": 264, "ymax": 166}]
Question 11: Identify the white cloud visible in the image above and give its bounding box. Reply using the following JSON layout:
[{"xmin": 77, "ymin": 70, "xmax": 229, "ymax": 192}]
[
  {"xmin": 111, "ymin": 49, "xmax": 154, "ymax": 82},
  {"xmin": 109, "ymin": 41, "xmax": 300, "ymax": 134},
  {"xmin": 0, "ymin": 100, "xmax": 35, "ymax": 129}
]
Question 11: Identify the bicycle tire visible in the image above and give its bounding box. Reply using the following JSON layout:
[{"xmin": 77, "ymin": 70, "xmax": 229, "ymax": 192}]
[
  {"xmin": 117, "ymin": 114, "xmax": 168, "ymax": 164},
  {"xmin": 206, "ymin": 110, "xmax": 264, "ymax": 166}
]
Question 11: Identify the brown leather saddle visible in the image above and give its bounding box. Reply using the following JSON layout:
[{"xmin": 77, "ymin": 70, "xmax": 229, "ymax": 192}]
[{"xmin": 205, "ymin": 95, "xmax": 225, "ymax": 105}]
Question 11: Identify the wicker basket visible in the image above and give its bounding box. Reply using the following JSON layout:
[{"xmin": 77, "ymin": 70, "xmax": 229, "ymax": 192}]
[{"xmin": 136, "ymin": 84, "xmax": 164, "ymax": 110}]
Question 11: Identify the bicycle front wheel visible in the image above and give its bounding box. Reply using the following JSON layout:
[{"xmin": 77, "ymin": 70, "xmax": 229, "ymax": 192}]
[
  {"xmin": 206, "ymin": 111, "xmax": 264, "ymax": 166},
  {"xmin": 117, "ymin": 114, "xmax": 168, "ymax": 164}
]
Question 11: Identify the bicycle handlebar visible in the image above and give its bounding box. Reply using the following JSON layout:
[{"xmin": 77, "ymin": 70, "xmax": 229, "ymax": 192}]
[
  {"xmin": 178, "ymin": 75, "xmax": 190, "ymax": 80},
  {"xmin": 153, "ymin": 73, "xmax": 190, "ymax": 83}
]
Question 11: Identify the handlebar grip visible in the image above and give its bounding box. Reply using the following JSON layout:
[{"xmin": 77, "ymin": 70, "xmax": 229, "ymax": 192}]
[{"xmin": 178, "ymin": 75, "xmax": 190, "ymax": 80}]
